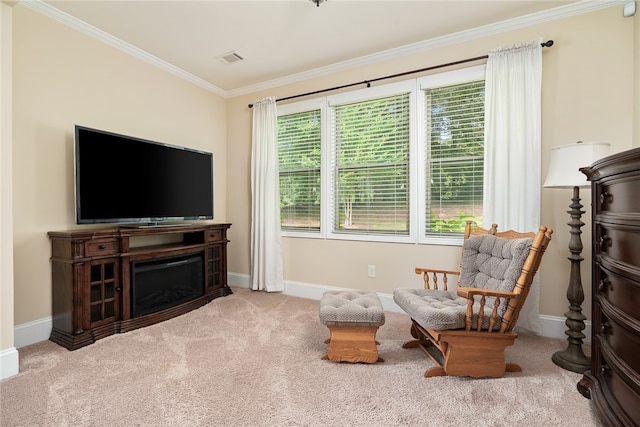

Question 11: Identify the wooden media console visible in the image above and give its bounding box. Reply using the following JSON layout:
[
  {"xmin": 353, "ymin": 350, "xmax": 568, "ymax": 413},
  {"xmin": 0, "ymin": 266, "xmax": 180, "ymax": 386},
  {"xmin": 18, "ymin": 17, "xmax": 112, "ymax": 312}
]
[{"xmin": 48, "ymin": 223, "xmax": 231, "ymax": 350}]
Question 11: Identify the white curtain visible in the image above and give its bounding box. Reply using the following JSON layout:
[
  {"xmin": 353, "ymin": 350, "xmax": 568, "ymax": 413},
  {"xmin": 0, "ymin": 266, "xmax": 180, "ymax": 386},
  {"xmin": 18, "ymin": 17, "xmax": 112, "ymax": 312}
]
[
  {"xmin": 483, "ymin": 38, "xmax": 542, "ymax": 333},
  {"xmin": 250, "ymin": 97, "xmax": 284, "ymax": 292}
]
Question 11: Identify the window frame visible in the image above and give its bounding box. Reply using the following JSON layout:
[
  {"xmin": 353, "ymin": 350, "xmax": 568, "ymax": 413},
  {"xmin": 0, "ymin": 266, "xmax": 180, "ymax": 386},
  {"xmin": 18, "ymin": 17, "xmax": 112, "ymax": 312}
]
[
  {"xmin": 277, "ymin": 65, "xmax": 486, "ymax": 245},
  {"xmin": 326, "ymin": 80, "xmax": 417, "ymax": 243},
  {"xmin": 417, "ymin": 65, "xmax": 486, "ymax": 246},
  {"xmin": 277, "ymin": 98, "xmax": 327, "ymax": 239}
]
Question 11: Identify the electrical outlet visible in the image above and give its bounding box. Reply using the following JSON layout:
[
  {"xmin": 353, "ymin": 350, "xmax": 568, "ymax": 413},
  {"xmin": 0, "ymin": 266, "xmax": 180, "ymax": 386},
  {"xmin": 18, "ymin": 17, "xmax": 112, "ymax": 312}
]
[{"xmin": 367, "ymin": 265, "xmax": 376, "ymax": 278}]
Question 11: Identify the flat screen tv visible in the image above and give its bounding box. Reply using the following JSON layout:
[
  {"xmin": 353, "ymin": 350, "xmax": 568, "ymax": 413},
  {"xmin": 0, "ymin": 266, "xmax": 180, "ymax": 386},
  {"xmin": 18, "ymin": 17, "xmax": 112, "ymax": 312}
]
[{"xmin": 74, "ymin": 125, "xmax": 213, "ymax": 226}]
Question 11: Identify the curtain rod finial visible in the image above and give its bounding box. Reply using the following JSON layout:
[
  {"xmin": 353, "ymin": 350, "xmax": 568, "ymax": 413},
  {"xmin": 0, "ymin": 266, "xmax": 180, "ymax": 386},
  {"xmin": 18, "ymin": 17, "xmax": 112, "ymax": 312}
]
[{"xmin": 541, "ymin": 40, "xmax": 554, "ymax": 47}]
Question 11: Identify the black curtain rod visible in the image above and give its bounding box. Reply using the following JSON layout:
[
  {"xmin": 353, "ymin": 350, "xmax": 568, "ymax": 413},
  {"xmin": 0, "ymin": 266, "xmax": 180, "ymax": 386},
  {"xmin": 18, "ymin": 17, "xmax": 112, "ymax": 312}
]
[{"xmin": 249, "ymin": 40, "xmax": 554, "ymax": 108}]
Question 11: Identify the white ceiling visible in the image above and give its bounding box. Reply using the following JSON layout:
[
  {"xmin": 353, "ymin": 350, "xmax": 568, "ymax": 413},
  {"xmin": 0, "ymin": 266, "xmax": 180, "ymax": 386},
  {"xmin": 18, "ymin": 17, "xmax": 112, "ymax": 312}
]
[{"xmin": 33, "ymin": 0, "xmax": 609, "ymax": 96}]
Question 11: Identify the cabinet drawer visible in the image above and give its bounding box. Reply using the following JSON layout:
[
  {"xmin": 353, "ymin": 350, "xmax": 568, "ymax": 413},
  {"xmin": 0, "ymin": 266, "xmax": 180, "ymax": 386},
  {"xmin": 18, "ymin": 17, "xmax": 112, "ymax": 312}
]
[
  {"xmin": 85, "ymin": 238, "xmax": 118, "ymax": 256},
  {"xmin": 599, "ymin": 339, "xmax": 640, "ymax": 424},
  {"xmin": 205, "ymin": 230, "xmax": 222, "ymax": 242},
  {"xmin": 597, "ymin": 175, "xmax": 640, "ymax": 215},
  {"xmin": 599, "ymin": 307, "xmax": 640, "ymax": 374},
  {"xmin": 596, "ymin": 223, "xmax": 640, "ymax": 267},
  {"xmin": 597, "ymin": 263, "xmax": 640, "ymax": 319}
]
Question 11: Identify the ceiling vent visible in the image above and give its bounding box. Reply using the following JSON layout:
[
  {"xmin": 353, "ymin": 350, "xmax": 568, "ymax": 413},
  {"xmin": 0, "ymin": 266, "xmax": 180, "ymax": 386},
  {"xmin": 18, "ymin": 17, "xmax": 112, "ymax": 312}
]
[{"xmin": 216, "ymin": 51, "xmax": 244, "ymax": 64}]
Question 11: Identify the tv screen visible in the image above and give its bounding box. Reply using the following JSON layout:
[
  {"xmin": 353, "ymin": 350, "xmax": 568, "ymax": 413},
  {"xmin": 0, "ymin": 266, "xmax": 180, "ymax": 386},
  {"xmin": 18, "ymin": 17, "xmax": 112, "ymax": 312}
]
[{"xmin": 75, "ymin": 125, "xmax": 214, "ymax": 225}]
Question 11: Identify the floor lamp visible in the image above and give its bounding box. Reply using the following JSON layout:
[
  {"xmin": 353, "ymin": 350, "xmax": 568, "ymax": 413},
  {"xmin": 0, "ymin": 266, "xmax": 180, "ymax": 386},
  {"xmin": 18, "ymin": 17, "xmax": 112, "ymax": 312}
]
[{"xmin": 543, "ymin": 141, "xmax": 610, "ymax": 373}]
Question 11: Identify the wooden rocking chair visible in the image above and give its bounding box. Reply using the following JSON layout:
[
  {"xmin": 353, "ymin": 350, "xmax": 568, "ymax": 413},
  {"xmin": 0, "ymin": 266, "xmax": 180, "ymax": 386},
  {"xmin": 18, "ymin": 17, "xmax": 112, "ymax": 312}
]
[{"xmin": 393, "ymin": 221, "xmax": 553, "ymax": 378}]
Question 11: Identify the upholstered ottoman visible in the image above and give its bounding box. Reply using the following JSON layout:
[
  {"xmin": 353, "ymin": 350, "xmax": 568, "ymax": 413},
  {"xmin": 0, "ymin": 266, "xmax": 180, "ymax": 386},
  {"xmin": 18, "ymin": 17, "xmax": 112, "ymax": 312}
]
[{"xmin": 319, "ymin": 291, "xmax": 385, "ymax": 363}]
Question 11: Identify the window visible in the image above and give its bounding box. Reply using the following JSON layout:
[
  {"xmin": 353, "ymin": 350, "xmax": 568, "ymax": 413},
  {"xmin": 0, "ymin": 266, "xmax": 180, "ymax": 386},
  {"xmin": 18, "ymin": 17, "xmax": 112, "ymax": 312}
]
[
  {"xmin": 331, "ymin": 92, "xmax": 411, "ymax": 236},
  {"xmin": 277, "ymin": 66, "xmax": 485, "ymax": 244},
  {"xmin": 278, "ymin": 101, "xmax": 323, "ymax": 232},
  {"xmin": 420, "ymin": 73, "xmax": 485, "ymax": 239}
]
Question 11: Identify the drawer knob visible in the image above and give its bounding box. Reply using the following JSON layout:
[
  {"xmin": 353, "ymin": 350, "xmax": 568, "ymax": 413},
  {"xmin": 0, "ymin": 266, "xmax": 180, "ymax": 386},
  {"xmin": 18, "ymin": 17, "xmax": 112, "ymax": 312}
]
[
  {"xmin": 598, "ymin": 278, "xmax": 610, "ymax": 292},
  {"xmin": 599, "ymin": 235, "xmax": 611, "ymax": 249},
  {"xmin": 99, "ymin": 244, "xmax": 107, "ymax": 250},
  {"xmin": 599, "ymin": 191, "xmax": 612, "ymax": 206},
  {"xmin": 600, "ymin": 321, "xmax": 611, "ymax": 335},
  {"xmin": 600, "ymin": 364, "xmax": 610, "ymax": 375}
]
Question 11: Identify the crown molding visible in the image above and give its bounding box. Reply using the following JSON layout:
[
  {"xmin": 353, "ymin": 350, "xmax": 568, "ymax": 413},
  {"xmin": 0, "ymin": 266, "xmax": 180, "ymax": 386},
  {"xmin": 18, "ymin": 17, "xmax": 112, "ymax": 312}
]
[
  {"xmin": 227, "ymin": 0, "xmax": 626, "ymax": 97},
  {"xmin": 18, "ymin": 0, "xmax": 227, "ymax": 97},
  {"xmin": 19, "ymin": 0, "xmax": 626, "ymax": 99}
]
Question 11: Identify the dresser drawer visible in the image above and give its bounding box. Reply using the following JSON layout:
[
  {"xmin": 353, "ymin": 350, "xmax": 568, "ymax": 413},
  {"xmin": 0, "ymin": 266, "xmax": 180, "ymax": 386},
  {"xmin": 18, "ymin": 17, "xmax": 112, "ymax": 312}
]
[
  {"xmin": 599, "ymin": 306, "xmax": 640, "ymax": 374},
  {"xmin": 597, "ymin": 262, "xmax": 640, "ymax": 319},
  {"xmin": 85, "ymin": 238, "xmax": 118, "ymax": 257},
  {"xmin": 597, "ymin": 174, "xmax": 640, "ymax": 215},
  {"xmin": 598, "ymin": 338, "xmax": 640, "ymax": 424},
  {"xmin": 596, "ymin": 223, "xmax": 640, "ymax": 268}
]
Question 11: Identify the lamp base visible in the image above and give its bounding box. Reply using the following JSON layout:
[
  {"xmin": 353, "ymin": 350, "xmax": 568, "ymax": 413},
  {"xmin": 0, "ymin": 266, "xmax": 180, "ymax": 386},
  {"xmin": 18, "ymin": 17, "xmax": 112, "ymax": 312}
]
[
  {"xmin": 552, "ymin": 185, "xmax": 591, "ymax": 374},
  {"xmin": 552, "ymin": 343, "xmax": 590, "ymax": 374}
]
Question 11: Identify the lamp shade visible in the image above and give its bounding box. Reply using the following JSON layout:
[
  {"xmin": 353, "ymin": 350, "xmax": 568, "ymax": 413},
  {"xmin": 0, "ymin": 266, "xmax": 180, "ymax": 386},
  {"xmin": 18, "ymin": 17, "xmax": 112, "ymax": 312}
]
[{"xmin": 543, "ymin": 141, "xmax": 610, "ymax": 188}]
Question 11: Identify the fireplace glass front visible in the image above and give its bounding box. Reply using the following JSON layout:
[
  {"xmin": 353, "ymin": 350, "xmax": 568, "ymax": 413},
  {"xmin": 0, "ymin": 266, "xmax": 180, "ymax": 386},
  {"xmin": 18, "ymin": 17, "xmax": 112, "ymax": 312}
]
[{"xmin": 131, "ymin": 253, "xmax": 204, "ymax": 318}]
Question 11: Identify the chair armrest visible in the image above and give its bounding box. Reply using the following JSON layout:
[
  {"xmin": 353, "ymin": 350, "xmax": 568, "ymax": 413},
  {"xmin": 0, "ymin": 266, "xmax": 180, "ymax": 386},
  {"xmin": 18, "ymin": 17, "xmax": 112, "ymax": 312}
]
[
  {"xmin": 414, "ymin": 267, "xmax": 460, "ymax": 276},
  {"xmin": 414, "ymin": 268, "xmax": 459, "ymax": 291},
  {"xmin": 457, "ymin": 287, "xmax": 517, "ymax": 300},
  {"xmin": 457, "ymin": 287, "xmax": 518, "ymax": 332}
]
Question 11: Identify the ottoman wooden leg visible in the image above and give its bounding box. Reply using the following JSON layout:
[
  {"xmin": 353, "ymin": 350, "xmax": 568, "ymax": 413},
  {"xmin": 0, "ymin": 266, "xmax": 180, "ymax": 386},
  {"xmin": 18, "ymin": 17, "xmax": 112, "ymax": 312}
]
[{"xmin": 322, "ymin": 325, "xmax": 384, "ymax": 364}]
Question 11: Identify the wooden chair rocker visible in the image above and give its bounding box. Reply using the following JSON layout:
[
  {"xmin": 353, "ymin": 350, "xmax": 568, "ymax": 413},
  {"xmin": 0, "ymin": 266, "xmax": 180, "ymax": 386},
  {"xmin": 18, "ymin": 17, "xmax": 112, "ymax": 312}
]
[{"xmin": 393, "ymin": 221, "xmax": 553, "ymax": 378}]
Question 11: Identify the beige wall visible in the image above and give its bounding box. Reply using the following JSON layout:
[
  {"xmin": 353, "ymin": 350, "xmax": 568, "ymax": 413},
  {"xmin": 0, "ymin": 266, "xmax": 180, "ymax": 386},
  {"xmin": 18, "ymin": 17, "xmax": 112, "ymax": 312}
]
[
  {"xmin": 11, "ymin": 5, "xmax": 227, "ymax": 326},
  {"xmin": 635, "ymin": 8, "xmax": 640, "ymax": 147},
  {"xmin": 1, "ymin": 1, "xmax": 15, "ymax": 358},
  {"xmin": 5, "ymin": 3, "xmax": 637, "ymax": 346},
  {"xmin": 227, "ymin": 6, "xmax": 636, "ymax": 320}
]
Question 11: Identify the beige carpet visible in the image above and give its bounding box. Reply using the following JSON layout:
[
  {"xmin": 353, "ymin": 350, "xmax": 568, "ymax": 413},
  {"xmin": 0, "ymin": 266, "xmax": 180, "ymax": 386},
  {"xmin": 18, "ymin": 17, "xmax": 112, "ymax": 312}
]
[{"xmin": 1, "ymin": 287, "xmax": 601, "ymax": 426}]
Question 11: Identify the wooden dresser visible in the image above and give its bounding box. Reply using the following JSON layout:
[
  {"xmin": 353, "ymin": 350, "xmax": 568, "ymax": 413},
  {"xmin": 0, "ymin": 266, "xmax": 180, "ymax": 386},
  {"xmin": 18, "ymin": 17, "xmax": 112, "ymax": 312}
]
[{"xmin": 578, "ymin": 147, "xmax": 640, "ymax": 426}]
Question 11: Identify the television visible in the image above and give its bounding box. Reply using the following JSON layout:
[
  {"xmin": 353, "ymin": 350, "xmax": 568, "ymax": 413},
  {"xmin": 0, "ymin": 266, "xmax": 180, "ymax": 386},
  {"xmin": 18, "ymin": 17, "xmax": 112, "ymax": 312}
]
[{"xmin": 74, "ymin": 125, "xmax": 214, "ymax": 226}]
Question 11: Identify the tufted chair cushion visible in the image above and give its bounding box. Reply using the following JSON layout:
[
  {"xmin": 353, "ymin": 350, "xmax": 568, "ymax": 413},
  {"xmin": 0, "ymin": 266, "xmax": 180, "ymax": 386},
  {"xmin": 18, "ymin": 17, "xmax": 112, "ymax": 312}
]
[
  {"xmin": 393, "ymin": 288, "xmax": 468, "ymax": 330},
  {"xmin": 459, "ymin": 234, "xmax": 533, "ymax": 294},
  {"xmin": 393, "ymin": 234, "xmax": 533, "ymax": 331},
  {"xmin": 319, "ymin": 291, "xmax": 385, "ymax": 327}
]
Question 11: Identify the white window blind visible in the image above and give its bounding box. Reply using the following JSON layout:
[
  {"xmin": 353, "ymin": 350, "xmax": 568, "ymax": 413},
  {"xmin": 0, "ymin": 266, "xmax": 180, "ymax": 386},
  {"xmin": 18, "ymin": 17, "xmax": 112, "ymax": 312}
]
[
  {"xmin": 423, "ymin": 79, "xmax": 485, "ymax": 236},
  {"xmin": 330, "ymin": 93, "xmax": 411, "ymax": 235},
  {"xmin": 278, "ymin": 109, "xmax": 322, "ymax": 232},
  {"xmin": 277, "ymin": 66, "xmax": 484, "ymax": 244}
]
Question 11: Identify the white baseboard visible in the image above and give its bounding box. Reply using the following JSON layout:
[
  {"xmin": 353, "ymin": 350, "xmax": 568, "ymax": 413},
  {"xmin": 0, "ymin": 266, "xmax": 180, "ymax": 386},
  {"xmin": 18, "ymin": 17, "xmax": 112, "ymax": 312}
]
[
  {"xmin": 0, "ymin": 347, "xmax": 19, "ymax": 380},
  {"xmin": 539, "ymin": 314, "xmax": 591, "ymax": 343},
  {"xmin": 228, "ymin": 272, "xmax": 591, "ymax": 342},
  {"xmin": 11, "ymin": 272, "xmax": 589, "ymax": 357},
  {"xmin": 14, "ymin": 316, "xmax": 53, "ymax": 349}
]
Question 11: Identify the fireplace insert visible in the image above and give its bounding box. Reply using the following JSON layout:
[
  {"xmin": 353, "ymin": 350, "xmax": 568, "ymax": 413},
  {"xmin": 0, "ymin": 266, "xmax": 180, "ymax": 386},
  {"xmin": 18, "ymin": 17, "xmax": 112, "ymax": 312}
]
[{"xmin": 131, "ymin": 253, "xmax": 204, "ymax": 318}]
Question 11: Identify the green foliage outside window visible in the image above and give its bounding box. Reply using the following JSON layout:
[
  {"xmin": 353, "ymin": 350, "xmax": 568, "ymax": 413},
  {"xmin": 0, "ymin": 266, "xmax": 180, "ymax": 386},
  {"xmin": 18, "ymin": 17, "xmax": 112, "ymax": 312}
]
[
  {"xmin": 278, "ymin": 110, "xmax": 321, "ymax": 231},
  {"xmin": 430, "ymin": 211, "xmax": 479, "ymax": 233},
  {"xmin": 277, "ymin": 72, "xmax": 486, "ymax": 238},
  {"xmin": 334, "ymin": 93, "xmax": 410, "ymax": 234},
  {"xmin": 425, "ymin": 79, "xmax": 485, "ymax": 233}
]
